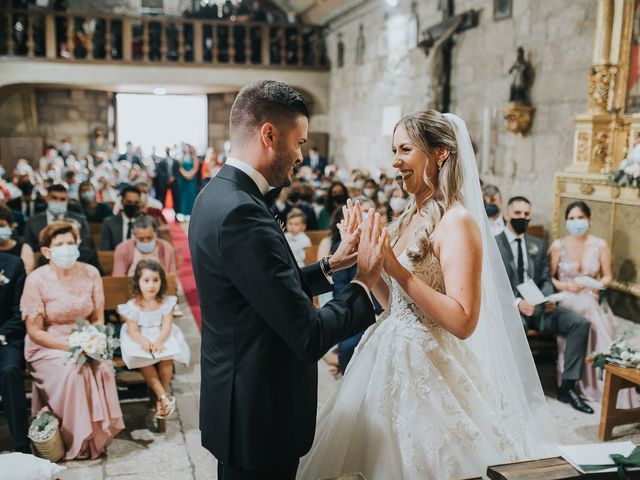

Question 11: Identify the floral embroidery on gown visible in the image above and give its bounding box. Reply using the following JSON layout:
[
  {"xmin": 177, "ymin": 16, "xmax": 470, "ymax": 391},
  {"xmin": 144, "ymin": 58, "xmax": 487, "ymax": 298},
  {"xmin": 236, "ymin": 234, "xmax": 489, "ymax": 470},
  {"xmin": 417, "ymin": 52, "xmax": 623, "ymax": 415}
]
[
  {"xmin": 298, "ymin": 245, "xmax": 538, "ymax": 480},
  {"xmin": 556, "ymin": 237, "xmax": 640, "ymax": 408},
  {"xmin": 21, "ymin": 264, "xmax": 124, "ymax": 460}
]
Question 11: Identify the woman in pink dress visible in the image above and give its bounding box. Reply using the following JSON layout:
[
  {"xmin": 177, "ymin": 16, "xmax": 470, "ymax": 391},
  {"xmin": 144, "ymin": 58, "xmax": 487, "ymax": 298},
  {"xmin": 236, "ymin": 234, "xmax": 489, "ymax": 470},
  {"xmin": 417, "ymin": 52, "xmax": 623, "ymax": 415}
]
[
  {"xmin": 21, "ymin": 221, "xmax": 124, "ymax": 460},
  {"xmin": 550, "ymin": 201, "xmax": 639, "ymax": 408}
]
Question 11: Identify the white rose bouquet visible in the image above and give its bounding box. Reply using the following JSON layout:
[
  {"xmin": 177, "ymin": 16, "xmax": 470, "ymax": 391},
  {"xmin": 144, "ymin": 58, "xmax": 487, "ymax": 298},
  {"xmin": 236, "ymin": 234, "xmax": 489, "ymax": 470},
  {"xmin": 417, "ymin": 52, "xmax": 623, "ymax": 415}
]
[
  {"xmin": 611, "ymin": 144, "xmax": 640, "ymax": 189},
  {"xmin": 66, "ymin": 318, "xmax": 119, "ymax": 366},
  {"xmin": 588, "ymin": 330, "xmax": 640, "ymax": 371}
]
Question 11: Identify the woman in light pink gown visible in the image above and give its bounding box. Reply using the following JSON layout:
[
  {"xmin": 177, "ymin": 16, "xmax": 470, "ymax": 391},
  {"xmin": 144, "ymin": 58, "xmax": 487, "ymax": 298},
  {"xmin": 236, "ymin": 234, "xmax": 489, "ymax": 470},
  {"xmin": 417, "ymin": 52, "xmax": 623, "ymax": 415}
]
[
  {"xmin": 550, "ymin": 201, "xmax": 639, "ymax": 408},
  {"xmin": 20, "ymin": 221, "xmax": 124, "ymax": 460}
]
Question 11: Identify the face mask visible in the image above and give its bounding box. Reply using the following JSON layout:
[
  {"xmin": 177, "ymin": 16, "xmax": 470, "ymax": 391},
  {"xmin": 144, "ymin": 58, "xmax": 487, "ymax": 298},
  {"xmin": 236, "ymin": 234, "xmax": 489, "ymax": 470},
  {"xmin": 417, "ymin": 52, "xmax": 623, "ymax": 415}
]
[
  {"xmin": 389, "ymin": 197, "xmax": 407, "ymax": 213},
  {"xmin": 288, "ymin": 192, "xmax": 300, "ymax": 203},
  {"xmin": 363, "ymin": 188, "xmax": 376, "ymax": 198},
  {"xmin": 510, "ymin": 217, "xmax": 530, "ymax": 235},
  {"xmin": 566, "ymin": 219, "xmax": 589, "ymax": 237},
  {"xmin": 0, "ymin": 167, "xmax": 5, "ymax": 177},
  {"xmin": 354, "ymin": 180, "xmax": 365, "ymax": 189},
  {"xmin": 47, "ymin": 202, "xmax": 68, "ymax": 216},
  {"xmin": 123, "ymin": 204, "xmax": 139, "ymax": 218},
  {"xmin": 485, "ymin": 204, "xmax": 500, "ymax": 217},
  {"xmin": 81, "ymin": 190, "xmax": 96, "ymax": 202},
  {"xmin": 0, "ymin": 227, "xmax": 12, "ymax": 242},
  {"xmin": 49, "ymin": 244, "xmax": 79, "ymax": 269},
  {"xmin": 136, "ymin": 240, "xmax": 156, "ymax": 253},
  {"xmin": 46, "ymin": 171, "xmax": 57, "ymax": 180}
]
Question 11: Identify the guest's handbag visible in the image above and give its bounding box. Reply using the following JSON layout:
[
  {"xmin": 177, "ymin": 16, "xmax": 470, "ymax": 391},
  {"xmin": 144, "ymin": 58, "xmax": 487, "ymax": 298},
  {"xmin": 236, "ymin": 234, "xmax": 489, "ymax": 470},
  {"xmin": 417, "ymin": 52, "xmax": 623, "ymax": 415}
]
[{"xmin": 28, "ymin": 408, "xmax": 65, "ymax": 462}]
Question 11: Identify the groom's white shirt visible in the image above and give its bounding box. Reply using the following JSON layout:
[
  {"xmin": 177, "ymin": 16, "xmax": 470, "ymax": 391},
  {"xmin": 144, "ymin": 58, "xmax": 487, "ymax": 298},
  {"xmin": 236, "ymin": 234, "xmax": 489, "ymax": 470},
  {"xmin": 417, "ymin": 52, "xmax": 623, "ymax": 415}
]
[{"xmin": 225, "ymin": 156, "xmax": 372, "ymax": 301}]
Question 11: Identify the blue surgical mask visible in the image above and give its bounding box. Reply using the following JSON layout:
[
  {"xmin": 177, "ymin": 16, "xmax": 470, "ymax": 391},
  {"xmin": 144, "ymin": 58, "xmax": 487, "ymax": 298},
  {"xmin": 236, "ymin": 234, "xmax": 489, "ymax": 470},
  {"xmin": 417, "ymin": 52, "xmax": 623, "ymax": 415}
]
[
  {"xmin": 136, "ymin": 240, "xmax": 157, "ymax": 253},
  {"xmin": 566, "ymin": 219, "xmax": 589, "ymax": 237},
  {"xmin": 0, "ymin": 227, "xmax": 12, "ymax": 242},
  {"xmin": 49, "ymin": 244, "xmax": 79, "ymax": 269},
  {"xmin": 81, "ymin": 191, "xmax": 96, "ymax": 202},
  {"xmin": 47, "ymin": 202, "xmax": 68, "ymax": 216}
]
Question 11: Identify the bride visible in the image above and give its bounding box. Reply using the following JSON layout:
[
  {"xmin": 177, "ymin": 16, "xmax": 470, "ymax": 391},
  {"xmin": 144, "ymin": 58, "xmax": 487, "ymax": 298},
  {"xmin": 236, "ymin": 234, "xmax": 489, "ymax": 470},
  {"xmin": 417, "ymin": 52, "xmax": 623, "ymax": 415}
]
[{"xmin": 298, "ymin": 111, "xmax": 556, "ymax": 479}]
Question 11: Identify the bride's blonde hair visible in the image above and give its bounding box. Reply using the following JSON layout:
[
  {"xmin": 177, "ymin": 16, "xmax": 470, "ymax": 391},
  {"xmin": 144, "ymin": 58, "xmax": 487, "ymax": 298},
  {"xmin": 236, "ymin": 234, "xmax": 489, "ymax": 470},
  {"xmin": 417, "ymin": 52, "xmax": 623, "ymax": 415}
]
[{"xmin": 387, "ymin": 110, "xmax": 463, "ymax": 263}]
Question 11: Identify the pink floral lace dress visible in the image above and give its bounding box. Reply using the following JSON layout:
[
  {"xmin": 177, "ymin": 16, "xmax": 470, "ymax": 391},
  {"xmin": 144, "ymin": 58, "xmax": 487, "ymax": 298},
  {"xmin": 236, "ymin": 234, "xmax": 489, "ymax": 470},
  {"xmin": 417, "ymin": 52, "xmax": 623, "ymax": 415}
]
[
  {"xmin": 20, "ymin": 264, "xmax": 124, "ymax": 460},
  {"xmin": 556, "ymin": 237, "xmax": 640, "ymax": 408}
]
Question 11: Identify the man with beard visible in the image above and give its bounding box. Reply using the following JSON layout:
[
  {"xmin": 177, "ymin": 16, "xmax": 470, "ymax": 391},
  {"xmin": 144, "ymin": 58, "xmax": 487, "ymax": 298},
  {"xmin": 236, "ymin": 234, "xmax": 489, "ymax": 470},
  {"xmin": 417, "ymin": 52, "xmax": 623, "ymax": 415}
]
[{"xmin": 189, "ymin": 80, "xmax": 385, "ymax": 480}]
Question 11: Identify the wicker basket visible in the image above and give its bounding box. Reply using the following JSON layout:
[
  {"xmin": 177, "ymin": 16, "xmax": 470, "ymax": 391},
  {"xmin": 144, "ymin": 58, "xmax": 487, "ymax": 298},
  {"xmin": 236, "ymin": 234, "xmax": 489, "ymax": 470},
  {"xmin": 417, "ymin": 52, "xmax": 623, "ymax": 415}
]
[{"xmin": 28, "ymin": 413, "xmax": 65, "ymax": 462}]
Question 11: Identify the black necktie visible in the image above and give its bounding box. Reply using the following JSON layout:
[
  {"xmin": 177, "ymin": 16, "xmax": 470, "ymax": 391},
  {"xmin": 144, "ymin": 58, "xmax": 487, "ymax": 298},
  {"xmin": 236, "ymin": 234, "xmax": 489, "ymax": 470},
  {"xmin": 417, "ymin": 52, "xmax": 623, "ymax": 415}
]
[
  {"xmin": 515, "ymin": 238, "xmax": 524, "ymax": 284},
  {"xmin": 126, "ymin": 221, "xmax": 133, "ymax": 239}
]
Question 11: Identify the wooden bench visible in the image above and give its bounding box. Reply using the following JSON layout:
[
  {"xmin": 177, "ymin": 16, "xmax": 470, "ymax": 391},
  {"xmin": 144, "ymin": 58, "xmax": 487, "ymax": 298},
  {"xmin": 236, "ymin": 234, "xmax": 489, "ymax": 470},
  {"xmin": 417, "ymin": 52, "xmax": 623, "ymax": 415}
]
[
  {"xmin": 487, "ymin": 456, "xmax": 618, "ymax": 479},
  {"xmin": 89, "ymin": 223, "xmax": 102, "ymax": 249},
  {"xmin": 599, "ymin": 364, "xmax": 640, "ymax": 441},
  {"xmin": 307, "ymin": 230, "xmax": 330, "ymax": 246}
]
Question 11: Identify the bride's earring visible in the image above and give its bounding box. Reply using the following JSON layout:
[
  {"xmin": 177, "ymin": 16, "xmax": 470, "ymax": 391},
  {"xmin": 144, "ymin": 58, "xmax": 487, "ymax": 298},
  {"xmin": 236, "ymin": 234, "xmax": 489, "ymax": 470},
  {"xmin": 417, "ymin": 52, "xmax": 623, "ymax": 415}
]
[{"xmin": 437, "ymin": 158, "xmax": 444, "ymax": 170}]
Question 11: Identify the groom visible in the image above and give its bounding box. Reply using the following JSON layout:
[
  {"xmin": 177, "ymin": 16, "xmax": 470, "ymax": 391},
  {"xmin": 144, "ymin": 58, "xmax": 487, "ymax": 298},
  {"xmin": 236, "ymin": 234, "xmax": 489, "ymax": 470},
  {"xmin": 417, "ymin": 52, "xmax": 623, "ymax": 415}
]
[{"xmin": 189, "ymin": 80, "xmax": 382, "ymax": 480}]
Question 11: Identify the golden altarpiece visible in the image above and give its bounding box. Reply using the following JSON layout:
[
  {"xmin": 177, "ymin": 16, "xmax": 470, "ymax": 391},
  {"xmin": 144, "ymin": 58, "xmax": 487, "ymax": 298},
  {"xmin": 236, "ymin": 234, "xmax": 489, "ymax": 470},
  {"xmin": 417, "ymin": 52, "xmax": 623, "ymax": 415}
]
[{"xmin": 553, "ymin": 0, "xmax": 640, "ymax": 319}]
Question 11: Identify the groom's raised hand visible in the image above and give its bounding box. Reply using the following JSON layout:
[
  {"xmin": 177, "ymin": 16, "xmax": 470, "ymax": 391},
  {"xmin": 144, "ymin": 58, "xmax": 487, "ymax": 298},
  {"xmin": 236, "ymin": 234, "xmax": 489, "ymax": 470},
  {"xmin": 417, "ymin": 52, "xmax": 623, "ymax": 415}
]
[
  {"xmin": 354, "ymin": 209, "xmax": 387, "ymax": 290},
  {"xmin": 330, "ymin": 199, "xmax": 363, "ymax": 271}
]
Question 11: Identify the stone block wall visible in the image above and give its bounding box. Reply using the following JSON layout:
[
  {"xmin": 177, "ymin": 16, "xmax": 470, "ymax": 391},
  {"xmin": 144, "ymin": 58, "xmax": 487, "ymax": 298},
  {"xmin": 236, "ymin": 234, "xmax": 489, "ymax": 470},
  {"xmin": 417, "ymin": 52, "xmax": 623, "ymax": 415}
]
[{"xmin": 326, "ymin": 0, "xmax": 597, "ymax": 226}]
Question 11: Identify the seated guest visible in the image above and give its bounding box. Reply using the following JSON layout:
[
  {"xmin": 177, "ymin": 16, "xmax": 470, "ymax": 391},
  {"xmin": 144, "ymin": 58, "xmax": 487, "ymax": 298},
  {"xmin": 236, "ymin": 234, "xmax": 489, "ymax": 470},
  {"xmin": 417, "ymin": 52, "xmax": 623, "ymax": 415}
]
[
  {"xmin": 100, "ymin": 185, "xmax": 142, "ymax": 251},
  {"xmin": 386, "ymin": 187, "xmax": 408, "ymax": 224},
  {"xmin": 549, "ymin": 201, "xmax": 639, "ymax": 407},
  {"xmin": 482, "ymin": 184, "xmax": 505, "ymax": 235},
  {"xmin": 271, "ymin": 181, "xmax": 318, "ymax": 230},
  {"xmin": 23, "ymin": 184, "xmax": 101, "ymax": 271},
  {"xmin": 0, "ymin": 205, "xmax": 34, "ymax": 273},
  {"xmin": 0, "ymin": 252, "xmax": 29, "ymax": 453},
  {"xmin": 361, "ymin": 178, "xmax": 380, "ymax": 206},
  {"xmin": 20, "ymin": 221, "xmax": 124, "ymax": 459},
  {"xmin": 302, "ymin": 146, "xmax": 326, "ymax": 172},
  {"xmin": 131, "ymin": 181, "xmax": 169, "ymax": 233},
  {"xmin": 78, "ymin": 181, "xmax": 113, "ymax": 224},
  {"xmin": 96, "ymin": 175, "xmax": 118, "ymax": 204},
  {"xmin": 113, "ymin": 215, "xmax": 176, "ymax": 276},
  {"xmin": 496, "ymin": 196, "xmax": 592, "ymax": 414},
  {"xmin": 7, "ymin": 181, "xmax": 45, "ymax": 219},
  {"xmin": 317, "ymin": 181, "xmax": 347, "ymax": 230}
]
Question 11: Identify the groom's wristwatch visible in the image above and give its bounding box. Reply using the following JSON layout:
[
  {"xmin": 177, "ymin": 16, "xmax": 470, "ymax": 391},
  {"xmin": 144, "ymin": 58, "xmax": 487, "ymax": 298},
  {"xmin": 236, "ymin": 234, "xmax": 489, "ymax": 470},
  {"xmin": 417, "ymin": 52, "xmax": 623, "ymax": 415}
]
[{"xmin": 320, "ymin": 256, "xmax": 335, "ymax": 277}]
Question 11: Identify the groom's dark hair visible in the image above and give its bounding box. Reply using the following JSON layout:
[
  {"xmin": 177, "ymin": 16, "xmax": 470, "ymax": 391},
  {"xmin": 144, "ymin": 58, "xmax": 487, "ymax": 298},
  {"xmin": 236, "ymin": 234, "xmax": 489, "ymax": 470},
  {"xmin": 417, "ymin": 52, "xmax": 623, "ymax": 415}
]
[{"xmin": 230, "ymin": 80, "xmax": 309, "ymax": 142}]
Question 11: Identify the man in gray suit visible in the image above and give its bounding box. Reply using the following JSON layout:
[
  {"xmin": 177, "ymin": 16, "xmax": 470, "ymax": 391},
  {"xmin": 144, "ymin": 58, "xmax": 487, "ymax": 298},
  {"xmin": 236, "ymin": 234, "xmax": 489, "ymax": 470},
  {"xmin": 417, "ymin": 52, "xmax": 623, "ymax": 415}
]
[{"xmin": 496, "ymin": 196, "xmax": 592, "ymax": 414}]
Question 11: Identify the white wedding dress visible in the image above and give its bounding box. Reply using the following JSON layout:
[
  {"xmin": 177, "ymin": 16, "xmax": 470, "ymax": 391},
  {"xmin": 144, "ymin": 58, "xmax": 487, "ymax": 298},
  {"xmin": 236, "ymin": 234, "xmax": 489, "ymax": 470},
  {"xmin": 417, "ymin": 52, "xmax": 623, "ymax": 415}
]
[
  {"xmin": 298, "ymin": 114, "xmax": 556, "ymax": 480},
  {"xmin": 299, "ymin": 248, "xmax": 534, "ymax": 479}
]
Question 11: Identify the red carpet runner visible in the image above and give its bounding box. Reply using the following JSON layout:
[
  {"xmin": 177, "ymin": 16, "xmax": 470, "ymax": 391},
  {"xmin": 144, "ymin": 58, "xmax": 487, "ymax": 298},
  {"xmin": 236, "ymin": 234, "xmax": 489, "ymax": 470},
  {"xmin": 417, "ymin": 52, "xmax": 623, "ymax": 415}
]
[{"xmin": 168, "ymin": 217, "xmax": 201, "ymax": 330}]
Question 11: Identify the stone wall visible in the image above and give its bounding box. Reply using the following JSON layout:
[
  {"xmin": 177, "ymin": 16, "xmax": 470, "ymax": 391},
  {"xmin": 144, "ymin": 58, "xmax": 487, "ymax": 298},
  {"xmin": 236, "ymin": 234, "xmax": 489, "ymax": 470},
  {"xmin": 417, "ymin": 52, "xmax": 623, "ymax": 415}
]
[
  {"xmin": 326, "ymin": 0, "xmax": 597, "ymax": 226},
  {"xmin": 208, "ymin": 92, "xmax": 236, "ymax": 153}
]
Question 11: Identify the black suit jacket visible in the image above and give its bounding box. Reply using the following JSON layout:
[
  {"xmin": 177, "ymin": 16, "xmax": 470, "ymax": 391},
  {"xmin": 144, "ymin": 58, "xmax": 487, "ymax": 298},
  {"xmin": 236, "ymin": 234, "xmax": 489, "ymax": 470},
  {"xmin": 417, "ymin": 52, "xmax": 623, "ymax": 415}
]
[
  {"xmin": 495, "ymin": 232, "xmax": 553, "ymax": 298},
  {"xmin": 189, "ymin": 164, "xmax": 374, "ymax": 470},
  {"xmin": 155, "ymin": 156, "xmax": 180, "ymax": 181},
  {"xmin": 0, "ymin": 253, "xmax": 26, "ymax": 342},
  {"xmin": 302, "ymin": 155, "xmax": 327, "ymax": 172}
]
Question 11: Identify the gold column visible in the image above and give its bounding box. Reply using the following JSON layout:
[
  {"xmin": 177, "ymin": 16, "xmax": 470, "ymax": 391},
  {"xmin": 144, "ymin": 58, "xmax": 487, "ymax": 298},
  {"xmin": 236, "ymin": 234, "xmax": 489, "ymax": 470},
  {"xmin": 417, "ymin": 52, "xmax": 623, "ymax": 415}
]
[{"xmin": 589, "ymin": 0, "xmax": 614, "ymax": 113}]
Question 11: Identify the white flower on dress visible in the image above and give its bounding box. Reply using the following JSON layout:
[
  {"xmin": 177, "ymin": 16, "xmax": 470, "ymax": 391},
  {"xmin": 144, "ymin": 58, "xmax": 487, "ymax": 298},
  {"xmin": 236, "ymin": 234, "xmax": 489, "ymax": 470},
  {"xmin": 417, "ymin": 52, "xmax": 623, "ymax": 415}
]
[{"xmin": 0, "ymin": 270, "xmax": 9, "ymax": 286}]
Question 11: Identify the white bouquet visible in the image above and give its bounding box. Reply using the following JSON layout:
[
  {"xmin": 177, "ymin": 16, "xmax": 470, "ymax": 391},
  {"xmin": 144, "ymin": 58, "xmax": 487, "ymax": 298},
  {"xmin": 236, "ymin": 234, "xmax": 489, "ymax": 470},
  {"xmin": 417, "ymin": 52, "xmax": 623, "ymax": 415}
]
[
  {"xmin": 588, "ymin": 330, "xmax": 640, "ymax": 370},
  {"xmin": 66, "ymin": 318, "xmax": 119, "ymax": 366}
]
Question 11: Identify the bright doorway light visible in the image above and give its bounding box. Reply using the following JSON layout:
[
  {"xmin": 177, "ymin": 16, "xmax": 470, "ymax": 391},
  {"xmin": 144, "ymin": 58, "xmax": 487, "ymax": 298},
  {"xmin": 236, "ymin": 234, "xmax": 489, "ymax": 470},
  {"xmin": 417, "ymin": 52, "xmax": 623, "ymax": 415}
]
[{"xmin": 116, "ymin": 93, "xmax": 208, "ymax": 155}]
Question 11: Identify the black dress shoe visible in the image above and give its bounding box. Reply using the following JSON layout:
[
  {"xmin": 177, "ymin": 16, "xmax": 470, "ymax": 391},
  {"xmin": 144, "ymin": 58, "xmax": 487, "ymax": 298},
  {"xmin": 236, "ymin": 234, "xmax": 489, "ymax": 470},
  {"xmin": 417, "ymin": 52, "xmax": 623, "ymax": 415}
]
[{"xmin": 558, "ymin": 388, "xmax": 594, "ymax": 414}]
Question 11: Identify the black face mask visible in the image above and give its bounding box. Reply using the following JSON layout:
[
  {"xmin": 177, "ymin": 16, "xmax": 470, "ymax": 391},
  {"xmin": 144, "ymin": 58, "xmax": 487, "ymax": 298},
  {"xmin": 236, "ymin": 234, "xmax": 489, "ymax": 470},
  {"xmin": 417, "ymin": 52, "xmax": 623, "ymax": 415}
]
[
  {"xmin": 485, "ymin": 204, "xmax": 499, "ymax": 217},
  {"xmin": 123, "ymin": 204, "xmax": 140, "ymax": 218},
  {"xmin": 333, "ymin": 194, "xmax": 348, "ymax": 206},
  {"xmin": 288, "ymin": 192, "xmax": 300, "ymax": 204},
  {"xmin": 510, "ymin": 217, "xmax": 530, "ymax": 235}
]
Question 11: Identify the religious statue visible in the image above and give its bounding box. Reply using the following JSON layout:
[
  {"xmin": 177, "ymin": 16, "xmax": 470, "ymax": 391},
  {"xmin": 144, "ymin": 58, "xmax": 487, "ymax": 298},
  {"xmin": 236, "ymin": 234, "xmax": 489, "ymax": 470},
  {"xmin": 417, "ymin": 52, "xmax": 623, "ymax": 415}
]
[
  {"xmin": 503, "ymin": 46, "xmax": 535, "ymax": 135},
  {"xmin": 508, "ymin": 46, "xmax": 533, "ymax": 105},
  {"xmin": 337, "ymin": 33, "xmax": 345, "ymax": 68}
]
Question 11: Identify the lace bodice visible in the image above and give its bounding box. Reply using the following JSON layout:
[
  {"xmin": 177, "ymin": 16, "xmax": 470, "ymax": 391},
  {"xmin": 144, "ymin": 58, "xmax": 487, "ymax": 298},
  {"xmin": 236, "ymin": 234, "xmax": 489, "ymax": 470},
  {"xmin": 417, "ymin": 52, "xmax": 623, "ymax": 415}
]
[
  {"xmin": 378, "ymin": 248, "xmax": 446, "ymax": 329},
  {"xmin": 558, "ymin": 237, "xmax": 603, "ymax": 281}
]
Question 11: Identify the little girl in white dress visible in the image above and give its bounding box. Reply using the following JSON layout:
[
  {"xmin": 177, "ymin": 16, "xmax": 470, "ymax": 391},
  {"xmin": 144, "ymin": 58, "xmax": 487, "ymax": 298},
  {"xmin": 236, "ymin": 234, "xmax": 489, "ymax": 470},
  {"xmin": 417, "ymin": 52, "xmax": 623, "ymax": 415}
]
[{"xmin": 118, "ymin": 260, "xmax": 190, "ymax": 418}]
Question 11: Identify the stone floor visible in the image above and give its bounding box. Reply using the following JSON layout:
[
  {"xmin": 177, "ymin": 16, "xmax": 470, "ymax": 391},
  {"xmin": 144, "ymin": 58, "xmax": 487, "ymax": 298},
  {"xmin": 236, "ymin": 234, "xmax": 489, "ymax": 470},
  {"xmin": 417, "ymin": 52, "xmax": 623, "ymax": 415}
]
[{"xmin": 2, "ymin": 289, "xmax": 640, "ymax": 479}]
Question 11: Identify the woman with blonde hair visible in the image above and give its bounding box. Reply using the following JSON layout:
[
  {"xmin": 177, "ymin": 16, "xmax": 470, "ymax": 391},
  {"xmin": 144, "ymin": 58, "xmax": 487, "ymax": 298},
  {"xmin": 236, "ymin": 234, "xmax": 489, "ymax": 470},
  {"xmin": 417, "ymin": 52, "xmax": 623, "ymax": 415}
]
[{"xmin": 298, "ymin": 111, "xmax": 556, "ymax": 479}]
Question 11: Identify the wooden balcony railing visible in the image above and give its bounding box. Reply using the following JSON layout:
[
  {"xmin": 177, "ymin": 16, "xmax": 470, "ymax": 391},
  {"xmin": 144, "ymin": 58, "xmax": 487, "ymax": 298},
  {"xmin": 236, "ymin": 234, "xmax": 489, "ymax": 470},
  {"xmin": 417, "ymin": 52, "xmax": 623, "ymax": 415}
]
[{"xmin": 0, "ymin": 8, "xmax": 329, "ymax": 70}]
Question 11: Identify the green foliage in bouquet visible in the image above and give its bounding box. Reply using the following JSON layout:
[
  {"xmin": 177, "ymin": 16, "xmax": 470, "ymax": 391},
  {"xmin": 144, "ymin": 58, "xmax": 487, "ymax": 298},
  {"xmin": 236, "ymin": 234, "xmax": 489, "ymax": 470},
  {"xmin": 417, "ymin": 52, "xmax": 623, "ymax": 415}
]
[{"xmin": 588, "ymin": 332, "xmax": 640, "ymax": 370}]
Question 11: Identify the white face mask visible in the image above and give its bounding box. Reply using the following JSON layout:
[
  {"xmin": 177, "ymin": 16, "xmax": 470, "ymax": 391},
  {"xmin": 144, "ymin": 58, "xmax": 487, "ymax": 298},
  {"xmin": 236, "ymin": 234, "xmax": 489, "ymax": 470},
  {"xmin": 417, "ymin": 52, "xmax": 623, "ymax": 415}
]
[
  {"xmin": 49, "ymin": 244, "xmax": 79, "ymax": 269},
  {"xmin": 389, "ymin": 197, "xmax": 407, "ymax": 213},
  {"xmin": 363, "ymin": 188, "xmax": 376, "ymax": 198}
]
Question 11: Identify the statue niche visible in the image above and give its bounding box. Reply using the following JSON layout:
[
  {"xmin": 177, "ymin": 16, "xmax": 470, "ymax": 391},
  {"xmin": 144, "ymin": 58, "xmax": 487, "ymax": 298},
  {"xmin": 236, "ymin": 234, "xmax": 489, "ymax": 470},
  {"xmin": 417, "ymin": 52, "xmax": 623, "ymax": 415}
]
[{"xmin": 503, "ymin": 46, "xmax": 535, "ymax": 135}]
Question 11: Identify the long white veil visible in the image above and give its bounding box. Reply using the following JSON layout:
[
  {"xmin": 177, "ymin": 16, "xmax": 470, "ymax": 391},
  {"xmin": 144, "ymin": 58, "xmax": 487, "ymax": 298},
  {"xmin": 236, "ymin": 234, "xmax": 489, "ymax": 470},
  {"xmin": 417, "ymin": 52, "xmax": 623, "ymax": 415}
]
[{"xmin": 444, "ymin": 113, "xmax": 558, "ymax": 455}]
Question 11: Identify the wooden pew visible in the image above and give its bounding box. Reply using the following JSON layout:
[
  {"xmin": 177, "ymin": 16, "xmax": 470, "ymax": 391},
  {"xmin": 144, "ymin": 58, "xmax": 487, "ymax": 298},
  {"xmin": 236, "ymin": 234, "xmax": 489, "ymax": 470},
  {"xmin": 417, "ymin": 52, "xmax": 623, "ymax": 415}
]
[
  {"xmin": 98, "ymin": 250, "xmax": 114, "ymax": 276},
  {"xmin": 89, "ymin": 223, "xmax": 102, "ymax": 249},
  {"xmin": 102, "ymin": 274, "xmax": 177, "ymax": 310},
  {"xmin": 307, "ymin": 230, "xmax": 330, "ymax": 246}
]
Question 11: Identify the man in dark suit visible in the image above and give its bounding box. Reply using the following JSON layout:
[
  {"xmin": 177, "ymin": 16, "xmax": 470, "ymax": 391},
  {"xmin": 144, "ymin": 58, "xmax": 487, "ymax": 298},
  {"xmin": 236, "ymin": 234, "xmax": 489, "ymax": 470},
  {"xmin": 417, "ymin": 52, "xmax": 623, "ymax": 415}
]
[
  {"xmin": 153, "ymin": 147, "xmax": 180, "ymax": 208},
  {"xmin": 100, "ymin": 185, "xmax": 142, "ymax": 250},
  {"xmin": 189, "ymin": 80, "xmax": 383, "ymax": 480},
  {"xmin": 0, "ymin": 253, "xmax": 30, "ymax": 453},
  {"xmin": 7, "ymin": 181, "xmax": 46, "ymax": 220},
  {"xmin": 118, "ymin": 141, "xmax": 143, "ymax": 168},
  {"xmin": 271, "ymin": 181, "xmax": 318, "ymax": 231},
  {"xmin": 302, "ymin": 146, "xmax": 326, "ymax": 172},
  {"xmin": 23, "ymin": 184, "xmax": 101, "ymax": 272},
  {"xmin": 496, "ymin": 196, "xmax": 592, "ymax": 414}
]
